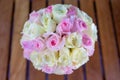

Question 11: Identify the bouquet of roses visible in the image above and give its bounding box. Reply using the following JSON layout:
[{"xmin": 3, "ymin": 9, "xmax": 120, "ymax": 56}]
[{"xmin": 20, "ymin": 4, "xmax": 97, "ymax": 75}]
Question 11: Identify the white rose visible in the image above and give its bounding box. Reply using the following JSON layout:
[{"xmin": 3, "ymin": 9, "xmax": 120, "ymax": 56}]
[
  {"xmin": 65, "ymin": 32, "xmax": 82, "ymax": 48},
  {"xmin": 30, "ymin": 51, "xmax": 43, "ymax": 70},
  {"xmin": 71, "ymin": 47, "xmax": 89, "ymax": 69},
  {"xmin": 42, "ymin": 49, "xmax": 57, "ymax": 67},
  {"xmin": 52, "ymin": 4, "xmax": 67, "ymax": 23},
  {"xmin": 22, "ymin": 22, "xmax": 45, "ymax": 39},
  {"xmin": 84, "ymin": 23, "xmax": 97, "ymax": 42},
  {"xmin": 41, "ymin": 13, "xmax": 56, "ymax": 32},
  {"xmin": 58, "ymin": 47, "xmax": 72, "ymax": 66}
]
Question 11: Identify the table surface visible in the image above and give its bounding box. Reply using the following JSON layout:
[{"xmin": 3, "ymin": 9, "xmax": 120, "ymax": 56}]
[{"xmin": 0, "ymin": 0, "xmax": 120, "ymax": 80}]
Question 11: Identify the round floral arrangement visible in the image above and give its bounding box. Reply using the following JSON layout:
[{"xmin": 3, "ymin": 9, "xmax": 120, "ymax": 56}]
[{"xmin": 20, "ymin": 4, "xmax": 97, "ymax": 75}]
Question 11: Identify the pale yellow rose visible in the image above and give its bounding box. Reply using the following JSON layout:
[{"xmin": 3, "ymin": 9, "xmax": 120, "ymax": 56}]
[
  {"xmin": 52, "ymin": 4, "xmax": 67, "ymax": 23},
  {"xmin": 22, "ymin": 21, "xmax": 31, "ymax": 34},
  {"xmin": 30, "ymin": 51, "xmax": 43, "ymax": 70},
  {"xmin": 42, "ymin": 49, "xmax": 57, "ymax": 67},
  {"xmin": 58, "ymin": 47, "xmax": 72, "ymax": 66},
  {"xmin": 71, "ymin": 47, "xmax": 89, "ymax": 69},
  {"xmin": 41, "ymin": 13, "xmax": 56, "ymax": 32},
  {"xmin": 22, "ymin": 22, "xmax": 45, "ymax": 39},
  {"xmin": 65, "ymin": 32, "xmax": 82, "ymax": 48},
  {"xmin": 84, "ymin": 23, "xmax": 97, "ymax": 42}
]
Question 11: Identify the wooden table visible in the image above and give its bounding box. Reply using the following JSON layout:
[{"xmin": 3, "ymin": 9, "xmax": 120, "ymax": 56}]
[{"xmin": 0, "ymin": 0, "xmax": 120, "ymax": 80}]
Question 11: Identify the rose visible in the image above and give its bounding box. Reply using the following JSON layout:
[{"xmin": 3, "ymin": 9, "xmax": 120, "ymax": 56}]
[
  {"xmin": 82, "ymin": 34, "xmax": 95, "ymax": 56},
  {"xmin": 30, "ymin": 51, "xmax": 43, "ymax": 70},
  {"xmin": 31, "ymin": 38, "xmax": 46, "ymax": 51},
  {"xmin": 67, "ymin": 6, "xmax": 77, "ymax": 16},
  {"xmin": 82, "ymin": 34, "xmax": 92, "ymax": 46},
  {"xmin": 22, "ymin": 22, "xmax": 45, "ymax": 39},
  {"xmin": 58, "ymin": 47, "xmax": 72, "ymax": 66},
  {"xmin": 42, "ymin": 65, "xmax": 55, "ymax": 74},
  {"xmin": 76, "ymin": 18, "xmax": 87, "ymax": 32},
  {"xmin": 45, "ymin": 6, "xmax": 52, "ymax": 13},
  {"xmin": 84, "ymin": 23, "xmax": 98, "ymax": 41},
  {"xmin": 77, "ymin": 10, "xmax": 93, "ymax": 26},
  {"xmin": 42, "ymin": 49, "xmax": 57, "ymax": 66},
  {"xmin": 71, "ymin": 18, "xmax": 87, "ymax": 33},
  {"xmin": 21, "ymin": 38, "xmax": 45, "ymax": 52},
  {"xmin": 45, "ymin": 33, "xmax": 65, "ymax": 51},
  {"xmin": 41, "ymin": 13, "xmax": 56, "ymax": 32},
  {"xmin": 65, "ymin": 32, "xmax": 82, "ymax": 48},
  {"xmin": 21, "ymin": 38, "xmax": 45, "ymax": 60},
  {"xmin": 22, "ymin": 21, "xmax": 30, "ymax": 35},
  {"xmin": 29, "ymin": 11, "xmax": 40, "ymax": 23},
  {"xmin": 56, "ymin": 18, "xmax": 72, "ymax": 35},
  {"xmin": 23, "ymin": 49, "xmax": 32, "ymax": 60},
  {"xmin": 62, "ymin": 66, "xmax": 73, "ymax": 74},
  {"xmin": 30, "ymin": 49, "xmax": 57, "ymax": 71},
  {"xmin": 52, "ymin": 4, "xmax": 67, "ymax": 23},
  {"xmin": 71, "ymin": 48, "xmax": 89, "ymax": 69}
]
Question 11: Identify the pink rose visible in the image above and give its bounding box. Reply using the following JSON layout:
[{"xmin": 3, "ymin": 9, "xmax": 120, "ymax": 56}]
[
  {"xmin": 56, "ymin": 18, "xmax": 72, "ymax": 35},
  {"xmin": 67, "ymin": 6, "xmax": 77, "ymax": 16},
  {"xmin": 23, "ymin": 49, "xmax": 32, "ymax": 60},
  {"xmin": 42, "ymin": 65, "xmax": 55, "ymax": 74},
  {"xmin": 46, "ymin": 33, "xmax": 65, "ymax": 51},
  {"xmin": 82, "ymin": 34, "xmax": 94, "ymax": 56},
  {"xmin": 29, "ymin": 11, "xmax": 40, "ymax": 23},
  {"xmin": 22, "ymin": 38, "xmax": 45, "ymax": 52},
  {"xmin": 62, "ymin": 66, "xmax": 73, "ymax": 74},
  {"xmin": 82, "ymin": 34, "xmax": 92, "ymax": 46},
  {"xmin": 87, "ymin": 46, "xmax": 95, "ymax": 56},
  {"xmin": 45, "ymin": 6, "xmax": 52, "ymax": 13},
  {"xmin": 21, "ymin": 40, "xmax": 33, "ymax": 50},
  {"xmin": 72, "ymin": 18, "xmax": 87, "ymax": 32}
]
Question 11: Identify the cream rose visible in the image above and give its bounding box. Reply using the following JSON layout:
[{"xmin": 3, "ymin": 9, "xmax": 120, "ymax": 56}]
[
  {"xmin": 42, "ymin": 49, "xmax": 57, "ymax": 67},
  {"xmin": 58, "ymin": 47, "xmax": 72, "ymax": 66},
  {"xmin": 22, "ymin": 22, "xmax": 45, "ymax": 39},
  {"xmin": 41, "ymin": 13, "xmax": 56, "ymax": 32},
  {"xmin": 52, "ymin": 4, "xmax": 67, "ymax": 23},
  {"xmin": 30, "ymin": 51, "xmax": 43, "ymax": 70},
  {"xmin": 65, "ymin": 32, "xmax": 82, "ymax": 48},
  {"xmin": 71, "ymin": 47, "xmax": 89, "ymax": 69},
  {"xmin": 84, "ymin": 23, "xmax": 97, "ymax": 42}
]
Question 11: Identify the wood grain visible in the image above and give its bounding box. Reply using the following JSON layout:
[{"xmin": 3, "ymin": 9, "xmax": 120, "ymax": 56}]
[
  {"xmin": 32, "ymin": 0, "xmax": 46, "ymax": 10},
  {"xmin": 9, "ymin": 0, "xmax": 29, "ymax": 80},
  {"xmin": 111, "ymin": 0, "xmax": 120, "ymax": 58},
  {"xmin": 48, "ymin": 0, "xmax": 61, "ymax": 5},
  {"xmin": 0, "ymin": 0, "xmax": 13, "ymax": 80},
  {"xmin": 80, "ymin": 0, "xmax": 103, "ymax": 80},
  {"xmin": 64, "ymin": 0, "xmax": 84, "ymax": 80},
  {"xmin": 64, "ymin": 0, "xmax": 78, "ymax": 6},
  {"xmin": 29, "ymin": 0, "xmax": 46, "ymax": 80},
  {"xmin": 95, "ymin": 0, "xmax": 120, "ymax": 80}
]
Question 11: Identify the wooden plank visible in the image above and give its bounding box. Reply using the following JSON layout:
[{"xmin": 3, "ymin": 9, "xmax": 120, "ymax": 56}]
[
  {"xmin": 9, "ymin": 0, "xmax": 29, "ymax": 80},
  {"xmin": 48, "ymin": 0, "xmax": 64, "ymax": 80},
  {"xmin": 32, "ymin": 0, "xmax": 46, "ymax": 10},
  {"xmin": 111, "ymin": 0, "xmax": 120, "ymax": 58},
  {"xmin": 29, "ymin": 0, "xmax": 46, "ymax": 80},
  {"xmin": 95, "ymin": 0, "xmax": 120, "ymax": 80},
  {"xmin": 64, "ymin": 0, "xmax": 78, "ymax": 6},
  {"xmin": 80, "ymin": 0, "xmax": 103, "ymax": 80},
  {"xmin": 0, "ymin": 0, "xmax": 13, "ymax": 80},
  {"xmin": 64, "ymin": 0, "xmax": 84, "ymax": 80},
  {"xmin": 48, "ymin": 0, "xmax": 61, "ymax": 5}
]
